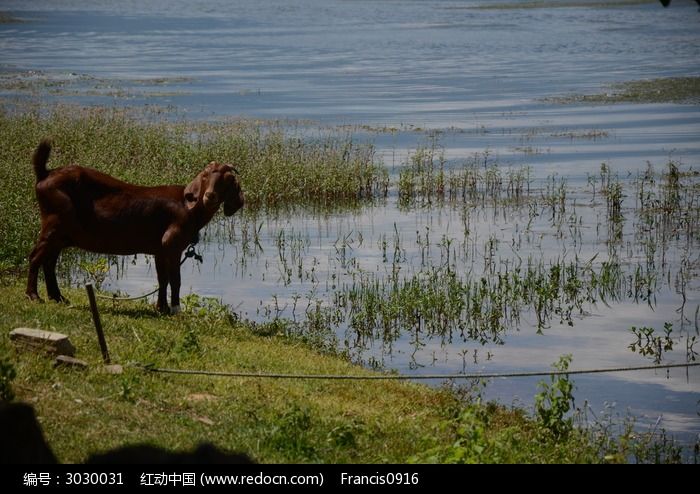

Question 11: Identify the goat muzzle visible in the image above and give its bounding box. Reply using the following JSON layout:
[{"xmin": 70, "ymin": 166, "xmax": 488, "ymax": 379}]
[{"xmin": 203, "ymin": 191, "xmax": 219, "ymax": 209}]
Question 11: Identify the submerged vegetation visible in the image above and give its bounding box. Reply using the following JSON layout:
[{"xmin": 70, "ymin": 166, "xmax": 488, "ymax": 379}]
[
  {"xmin": 267, "ymin": 143, "xmax": 698, "ymax": 364},
  {"xmin": 397, "ymin": 145, "xmax": 531, "ymax": 208},
  {"xmin": 467, "ymin": 0, "xmax": 657, "ymax": 10},
  {"xmin": 0, "ymin": 11, "xmax": 22, "ymax": 24},
  {"xmin": 0, "ymin": 69, "xmax": 193, "ymax": 99},
  {"xmin": 546, "ymin": 77, "xmax": 700, "ymax": 105}
]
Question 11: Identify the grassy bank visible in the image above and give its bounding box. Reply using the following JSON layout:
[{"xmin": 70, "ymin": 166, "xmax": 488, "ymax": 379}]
[{"xmin": 0, "ymin": 282, "xmax": 684, "ymax": 463}]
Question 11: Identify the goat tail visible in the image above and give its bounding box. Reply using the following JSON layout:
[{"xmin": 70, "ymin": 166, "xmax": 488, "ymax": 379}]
[{"xmin": 33, "ymin": 139, "xmax": 52, "ymax": 182}]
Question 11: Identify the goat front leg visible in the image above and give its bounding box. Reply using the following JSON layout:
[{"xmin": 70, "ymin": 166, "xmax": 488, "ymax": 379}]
[
  {"xmin": 168, "ymin": 252, "xmax": 182, "ymax": 315},
  {"xmin": 155, "ymin": 254, "xmax": 170, "ymax": 314},
  {"xmin": 161, "ymin": 225, "xmax": 185, "ymax": 315}
]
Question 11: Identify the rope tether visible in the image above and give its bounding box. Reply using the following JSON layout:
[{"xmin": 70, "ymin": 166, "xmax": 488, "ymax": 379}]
[
  {"xmin": 131, "ymin": 361, "xmax": 700, "ymax": 380},
  {"xmin": 94, "ymin": 242, "xmax": 203, "ymax": 301}
]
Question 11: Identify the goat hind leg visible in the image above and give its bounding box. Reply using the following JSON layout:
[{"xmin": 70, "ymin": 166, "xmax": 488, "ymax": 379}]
[
  {"xmin": 43, "ymin": 250, "xmax": 68, "ymax": 303},
  {"xmin": 27, "ymin": 218, "xmax": 65, "ymax": 302},
  {"xmin": 26, "ymin": 244, "xmax": 44, "ymax": 302}
]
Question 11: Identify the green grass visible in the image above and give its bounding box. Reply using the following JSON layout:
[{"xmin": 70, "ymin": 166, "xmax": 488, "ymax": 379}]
[
  {"xmin": 546, "ymin": 77, "xmax": 700, "ymax": 105},
  {"xmin": 0, "ymin": 283, "xmax": 452, "ymax": 463}
]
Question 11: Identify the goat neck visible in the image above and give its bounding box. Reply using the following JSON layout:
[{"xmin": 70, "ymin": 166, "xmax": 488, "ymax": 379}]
[{"xmin": 187, "ymin": 196, "xmax": 221, "ymax": 232}]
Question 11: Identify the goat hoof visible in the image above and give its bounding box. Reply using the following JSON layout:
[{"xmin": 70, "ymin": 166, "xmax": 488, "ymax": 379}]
[
  {"xmin": 49, "ymin": 295, "xmax": 70, "ymax": 305},
  {"xmin": 170, "ymin": 305, "xmax": 181, "ymax": 315},
  {"xmin": 26, "ymin": 293, "xmax": 44, "ymax": 303}
]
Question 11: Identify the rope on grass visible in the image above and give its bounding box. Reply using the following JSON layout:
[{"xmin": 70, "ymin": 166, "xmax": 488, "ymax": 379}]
[
  {"xmin": 131, "ymin": 361, "xmax": 700, "ymax": 380},
  {"xmin": 95, "ymin": 287, "xmax": 159, "ymax": 301}
]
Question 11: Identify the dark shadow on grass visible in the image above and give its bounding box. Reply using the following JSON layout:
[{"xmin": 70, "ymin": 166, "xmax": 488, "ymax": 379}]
[{"xmin": 72, "ymin": 302, "xmax": 165, "ymax": 320}]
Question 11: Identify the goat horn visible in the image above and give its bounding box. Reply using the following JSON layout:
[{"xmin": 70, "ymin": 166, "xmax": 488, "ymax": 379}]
[{"xmin": 222, "ymin": 164, "xmax": 240, "ymax": 175}]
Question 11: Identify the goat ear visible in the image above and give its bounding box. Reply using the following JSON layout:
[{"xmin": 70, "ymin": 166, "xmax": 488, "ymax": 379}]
[
  {"xmin": 184, "ymin": 174, "xmax": 202, "ymax": 209},
  {"xmin": 224, "ymin": 196, "xmax": 237, "ymax": 216},
  {"xmin": 223, "ymin": 176, "xmax": 243, "ymax": 216}
]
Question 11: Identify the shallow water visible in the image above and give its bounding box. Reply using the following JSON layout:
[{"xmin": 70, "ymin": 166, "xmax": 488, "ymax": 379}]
[{"xmin": 2, "ymin": 0, "xmax": 699, "ymax": 449}]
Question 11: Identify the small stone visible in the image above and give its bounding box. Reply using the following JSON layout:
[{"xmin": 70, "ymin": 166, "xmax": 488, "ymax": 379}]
[
  {"xmin": 10, "ymin": 328, "xmax": 75, "ymax": 356},
  {"xmin": 185, "ymin": 393, "xmax": 218, "ymax": 403},
  {"xmin": 102, "ymin": 364, "xmax": 123, "ymax": 375},
  {"xmin": 194, "ymin": 416, "xmax": 215, "ymax": 426}
]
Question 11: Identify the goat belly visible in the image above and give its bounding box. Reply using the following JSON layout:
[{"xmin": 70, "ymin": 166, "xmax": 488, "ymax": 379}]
[
  {"xmin": 72, "ymin": 225, "xmax": 166, "ymax": 255},
  {"xmin": 70, "ymin": 198, "xmax": 182, "ymax": 256}
]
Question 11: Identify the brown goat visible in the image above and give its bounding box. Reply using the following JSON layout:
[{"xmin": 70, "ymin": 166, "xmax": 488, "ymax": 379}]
[{"xmin": 26, "ymin": 139, "xmax": 244, "ymax": 314}]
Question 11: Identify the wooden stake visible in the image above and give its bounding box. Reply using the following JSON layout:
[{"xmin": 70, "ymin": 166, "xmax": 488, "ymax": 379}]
[{"xmin": 85, "ymin": 283, "xmax": 110, "ymax": 364}]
